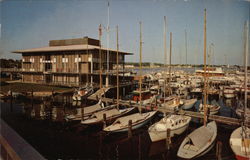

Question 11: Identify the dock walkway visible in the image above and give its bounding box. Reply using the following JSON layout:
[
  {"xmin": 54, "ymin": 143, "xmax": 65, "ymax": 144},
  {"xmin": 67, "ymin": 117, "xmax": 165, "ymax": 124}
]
[
  {"xmin": 87, "ymin": 96, "xmax": 250, "ymax": 128},
  {"xmin": 0, "ymin": 119, "xmax": 45, "ymax": 160}
]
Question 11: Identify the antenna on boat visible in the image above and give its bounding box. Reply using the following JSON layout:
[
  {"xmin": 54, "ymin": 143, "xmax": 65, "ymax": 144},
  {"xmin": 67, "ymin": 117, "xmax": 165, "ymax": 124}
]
[
  {"xmin": 164, "ymin": 16, "xmax": 167, "ymax": 106},
  {"xmin": 116, "ymin": 25, "xmax": 119, "ymax": 109},
  {"xmin": 203, "ymin": 8, "xmax": 208, "ymax": 126},
  {"xmin": 139, "ymin": 21, "xmax": 142, "ymax": 114},
  {"xmin": 99, "ymin": 24, "xmax": 103, "ymax": 89}
]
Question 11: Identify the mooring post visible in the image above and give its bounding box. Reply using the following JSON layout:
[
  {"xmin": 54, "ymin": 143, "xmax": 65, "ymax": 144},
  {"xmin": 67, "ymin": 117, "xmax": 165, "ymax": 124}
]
[
  {"xmin": 103, "ymin": 113, "xmax": 107, "ymax": 129},
  {"xmin": 81, "ymin": 107, "xmax": 84, "ymax": 121},
  {"xmin": 10, "ymin": 90, "xmax": 13, "ymax": 112},
  {"xmin": 128, "ymin": 120, "xmax": 132, "ymax": 138},
  {"xmin": 216, "ymin": 141, "xmax": 222, "ymax": 160},
  {"xmin": 166, "ymin": 128, "xmax": 171, "ymax": 150}
]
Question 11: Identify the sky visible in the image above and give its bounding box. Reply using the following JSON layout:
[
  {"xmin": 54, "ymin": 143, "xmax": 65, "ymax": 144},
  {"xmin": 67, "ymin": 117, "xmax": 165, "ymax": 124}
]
[{"xmin": 0, "ymin": 0, "xmax": 249, "ymax": 65}]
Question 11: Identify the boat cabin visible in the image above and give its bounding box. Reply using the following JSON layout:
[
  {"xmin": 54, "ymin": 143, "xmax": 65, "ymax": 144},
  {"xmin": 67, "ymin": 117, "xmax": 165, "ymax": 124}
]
[{"xmin": 132, "ymin": 90, "xmax": 151, "ymax": 102}]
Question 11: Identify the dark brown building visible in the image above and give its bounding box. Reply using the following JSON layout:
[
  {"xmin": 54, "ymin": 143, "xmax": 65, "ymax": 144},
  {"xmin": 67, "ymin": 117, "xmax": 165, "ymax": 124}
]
[{"xmin": 13, "ymin": 37, "xmax": 133, "ymax": 87}]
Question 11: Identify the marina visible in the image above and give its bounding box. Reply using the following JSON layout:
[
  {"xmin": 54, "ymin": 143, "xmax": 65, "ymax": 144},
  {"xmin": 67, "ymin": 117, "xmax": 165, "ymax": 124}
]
[{"xmin": 0, "ymin": 0, "xmax": 249, "ymax": 160}]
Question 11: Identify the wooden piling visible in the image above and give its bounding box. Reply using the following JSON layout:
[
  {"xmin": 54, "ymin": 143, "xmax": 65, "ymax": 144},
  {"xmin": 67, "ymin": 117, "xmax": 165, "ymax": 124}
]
[
  {"xmin": 81, "ymin": 107, "xmax": 84, "ymax": 121},
  {"xmin": 165, "ymin": 128, "xmax": 171, "ymax": 150},
  {"xmin": 103, "ymin": 113, "xmax": 107, "ymax": 129},
  {"xmin": 128, "ymin": 120, "xmax": 132, "ymax": 138},
  {"xmin": 216, "ymin": 141, "xmax": 222, "ymax": 160},
  {"xmin": 10, "ymin": 90, "xmax": 13, "ymax": 112}
]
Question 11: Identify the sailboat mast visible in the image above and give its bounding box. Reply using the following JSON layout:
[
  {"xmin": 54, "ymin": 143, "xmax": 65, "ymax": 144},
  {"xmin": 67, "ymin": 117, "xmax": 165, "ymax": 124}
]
[
  {"xmin": 169, "ymin": 32, "xmax": 172, "ymax": 84},
  {"xmin": 203, "ymin": 8, "xmax": 207, "ymax": 126},
  {"xmin": 87, "ymin": 39, "xmax": 89, "ymax": 84},
  {"xmin": 164, "ymin": 16, "xmax": 167, "ymax": 104},
  {"xmin": 106, "ymin": 1, "xmax": 110, "ymax": 87},
  {"xmin": 185, "ymin": 29, "xmax": 187, "ymax": 66},
  {"xmin": 244, "ymin": 21, "xmax": 249, "ymax": 119},
  {"xmin": 139, "ymin": 21, "xmax": 142, "ymax": 114},
  {"xmin": 99, "ymin": 24, "xmax": 103, "ymax": 89},
  {"xmin": 116, "ymin": 25, "xmax": 119, "ymax": 109}
]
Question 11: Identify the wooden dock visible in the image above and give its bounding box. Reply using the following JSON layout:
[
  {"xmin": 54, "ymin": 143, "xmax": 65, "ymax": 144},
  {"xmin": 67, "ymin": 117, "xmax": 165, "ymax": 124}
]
[
  {"xmin": 0, "ymin": 119, "xmax": 45, "ymax": 160},
  {"xmin": 88, "ymin": 96, "xmax": 250, "ymax": 128}
]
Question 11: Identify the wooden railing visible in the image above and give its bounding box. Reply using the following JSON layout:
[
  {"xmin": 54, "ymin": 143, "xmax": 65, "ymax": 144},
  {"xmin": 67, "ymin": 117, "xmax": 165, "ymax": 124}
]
[{"xmin": 0, "ymin": 120, "xmax": 45, "ymax": 160}]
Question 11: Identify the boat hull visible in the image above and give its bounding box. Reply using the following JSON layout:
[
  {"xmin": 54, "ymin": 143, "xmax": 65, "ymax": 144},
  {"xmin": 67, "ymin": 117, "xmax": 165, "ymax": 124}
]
[
  {"xmin": 230, "ymin": 127, "xmax": 250, "ymax": 160},
  {"xmin": 224, "ymin": 93, "xmax": 235, "ymax": 99},
  {"xmin": 103, "ymin": 111, "xmax": 157, "ymax": 133},
  {"xmin": 149, "ymin": 123, "xmax": 189, "ymax": 142}
]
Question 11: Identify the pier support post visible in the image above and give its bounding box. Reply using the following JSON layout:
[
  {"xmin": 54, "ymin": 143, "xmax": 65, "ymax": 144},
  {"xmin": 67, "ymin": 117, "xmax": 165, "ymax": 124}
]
[
  {"xmin": 10, "ymin": 90, "xmax": 13, "ymax": 112},
  {"xmin": 81, "ymin": 107, "xmax": 84, "ymax": 121},
  {"xmin": 31, "ymin": 90, "xmax": 34, "ymax": 108},
  {"xmin": 103, "ymin": 113, "xmax": 107, "ymax": 129},
  {"xmin": 216, "ymin": 141, "xmax": 222, "ymax": 160},
  {"xmin": 165, "ymin": 128, "xmax": 171, "ymax": 150},
  {"xmin": 128, "ymin": 120, "xmax": 132, "ymax": 138}
]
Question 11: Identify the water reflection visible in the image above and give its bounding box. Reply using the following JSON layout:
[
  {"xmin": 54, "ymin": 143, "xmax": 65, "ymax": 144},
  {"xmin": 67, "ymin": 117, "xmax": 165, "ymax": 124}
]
[{"xmin": 0, "ymin": 93, "xmax": 238, "ymax": 160}]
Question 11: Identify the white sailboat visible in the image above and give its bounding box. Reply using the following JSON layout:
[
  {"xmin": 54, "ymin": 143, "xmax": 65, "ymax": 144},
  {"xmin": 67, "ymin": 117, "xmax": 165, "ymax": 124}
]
[
  {"xmin": 103, "ymin": 22, "xmax": 157, "ymax": 133},
  {"xmin": 178, "ymin": 9, "xmax": 217, "ymax": 159},
  {"xmin": 65, "ymin": 100, "xmax": 112, "ymax": 121},
  {"xmin": 148, "ymin": 114, "xmax": 191, "ymax": 142},
  {"xmin": 229, "ymin": 21, "xmax": 250, "ymax": 160},
  {"xmin": 81, "ymin": 107, "xmax": 135, "ymax": 125},
  {"xmin": 177, "ymin": 121, "xmax": 217, "ymax": 159}
]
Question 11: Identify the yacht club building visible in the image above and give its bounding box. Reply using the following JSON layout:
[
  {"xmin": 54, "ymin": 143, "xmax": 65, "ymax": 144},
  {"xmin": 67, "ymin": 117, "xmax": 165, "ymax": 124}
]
[{"xmin": 13, "ymin": 37, "xmax": 133, "ymax": 87}]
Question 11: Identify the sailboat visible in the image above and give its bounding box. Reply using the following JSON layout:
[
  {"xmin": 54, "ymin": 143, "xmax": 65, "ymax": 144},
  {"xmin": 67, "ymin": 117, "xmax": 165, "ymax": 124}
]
[
  {"xmin": 103, "ymin": 22, "xmax": 157, "ymax": 133},
  {"xmin": 177, "ymin": 121, "xmax": 217, "ymax": 159},
  {"xmin": 148, "ymin": 113, "xmax": 191, "ymax": 142},
  {"xmin": 65, "ymin": 99, "xmax": 113, "ymax": 121},
  {"xmin": 229, "ymin": 21, "xmax": 250, "ymax": 160},
  {"xmin": 177, "ymin": 9, "xmax": 217, "ymax": 159},
  {"xmin": 81, "ymin": 26, "xmax": 136, "ymax": 126},
  {"xmin": 148, "ymin": 19, "xmax": 191, "ymax": 142}
]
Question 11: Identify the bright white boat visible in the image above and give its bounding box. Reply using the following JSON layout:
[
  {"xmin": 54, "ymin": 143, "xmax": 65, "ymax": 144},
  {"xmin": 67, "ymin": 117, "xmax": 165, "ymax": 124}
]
[
  {"xmin": 177, "ymin": 121, "xmax": 217, "ymax": 159},
  {"xmin": 148, "ymin": 114, "xmax": 191, "ymax": 142},
  {"xmin": 199, "ymin": 103, "xmax": 220, "ymax": 115},
  {"xmin": 103, "ymin": 111, "xmax": 157, "ymax": 133},
  {"xmin": 230, "ymin": 127, "xmax": 250, "ymax": 160},
  {"xmin": 81, "ymin": 107, "xmax": 135, "ymax": 125},
  {"xmin": 181, "ymin": 98, "xmax": 197, "ymax": 110}
]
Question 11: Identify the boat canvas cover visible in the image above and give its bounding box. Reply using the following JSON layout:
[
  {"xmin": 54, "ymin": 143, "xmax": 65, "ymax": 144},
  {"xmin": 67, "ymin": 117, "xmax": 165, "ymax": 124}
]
[
  {"xmin": 188, "ymin": 126, "xmax": 213, "ymax": 150},
  {"xmin": 94, "ymin": 109, "xmax": 120, "ymax": 120},
  {"xmin": 115, "ymin": 113, "xmax": 147, "ymax": 126},
  {"xmin": 84, "ymin": 104, "xmax": 102, "ymax": 114}
]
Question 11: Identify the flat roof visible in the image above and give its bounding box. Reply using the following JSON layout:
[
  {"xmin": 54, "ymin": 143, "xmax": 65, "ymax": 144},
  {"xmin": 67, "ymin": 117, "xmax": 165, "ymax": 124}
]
[{"xmin": 13, "ymin": 44, "xmax": 133, "ymax": 55}]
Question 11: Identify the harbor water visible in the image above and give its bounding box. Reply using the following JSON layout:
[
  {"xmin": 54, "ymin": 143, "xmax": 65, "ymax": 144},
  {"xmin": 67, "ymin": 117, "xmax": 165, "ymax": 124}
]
[{"xmin": 0, "ymin": 92, "xmax": 239, "ymax": 160}]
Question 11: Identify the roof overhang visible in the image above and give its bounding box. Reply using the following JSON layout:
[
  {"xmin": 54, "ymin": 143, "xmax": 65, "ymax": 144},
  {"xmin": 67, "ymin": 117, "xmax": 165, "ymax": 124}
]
[{"xmin": 13, "ymin": 44, "xmax": 133, "ymax": 55}]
